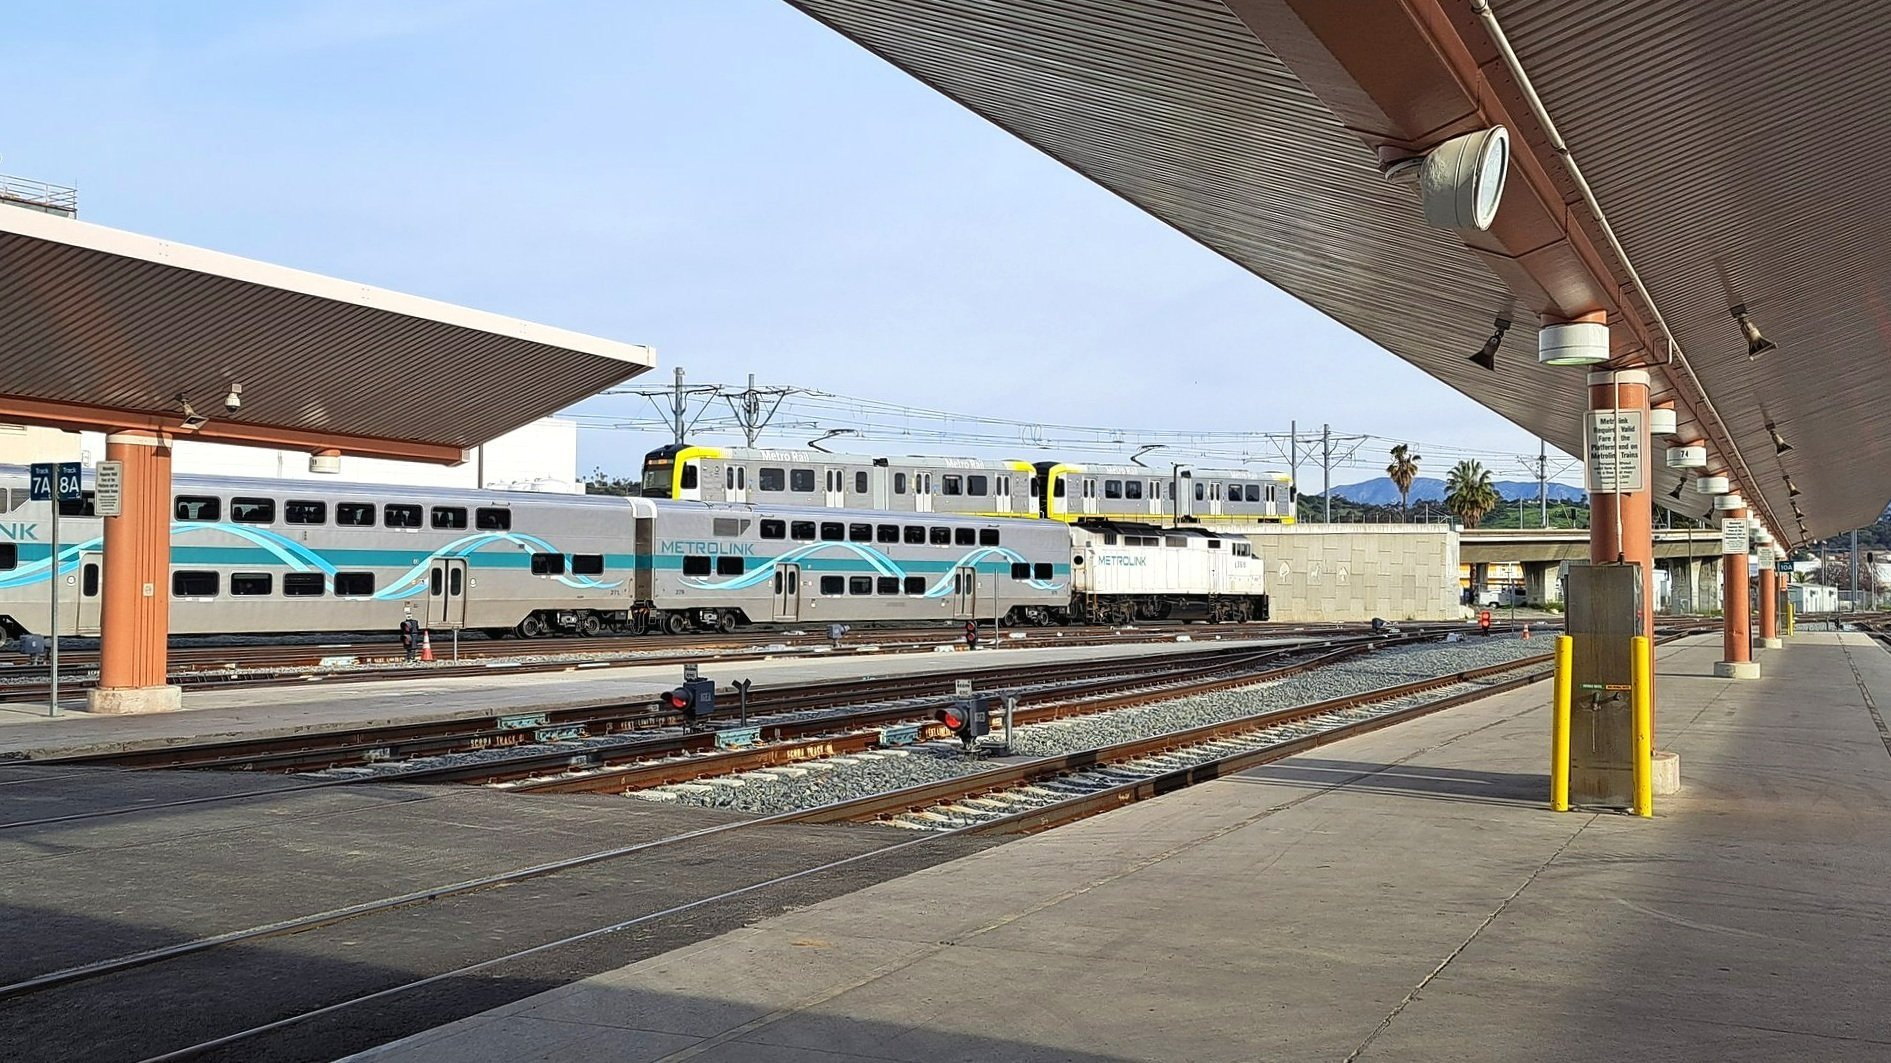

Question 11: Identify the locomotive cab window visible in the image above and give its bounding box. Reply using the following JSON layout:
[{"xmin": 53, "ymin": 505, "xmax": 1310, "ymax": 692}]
[
  {"xmin": 286, "ymin": 500, "xmax": 327, "ymax": 524},
  {"xmin": 1209, "ymin": 539, "xmax": 1223, "ymax": 549},
  {"xmin": 384, "ymin": 504, "xmax": 422, "ymax": 529},
  {"xmin": 337, "ymin": 502, "xmax": 375, "ymax": 527},
  {"xmin": 531, "ymin": 553, "xmax": 566, "ymax": 575},
  {"xmin": 431, "ymin": 506, "xmax": 468, "ymax": 529},
  {"xmin": 283, "ymin": 573, "xmax": 325, "ymax": 596},
  {"xmin": 679, "ymin": 463, "xmax": 698, "ymax": 490},
  {"xmin": 0, "ymin": 543, "xmax": 15, "ymax": 569},
  {"xmin": 573, "ymin": 554, "xmax": 605, "ymax": 575},
  {"xmin": 172, "ymin": 571, "xmax": 218, "ymax": 597},
  {"xmin": 230, "ymin": 573, "xmax": 272, "ymax": 596},
  {"xmin": 760, "ymin": 520, "xmax": 786, "ymax": 539},
  {"xmin": 230, "ymin": 497, "xmax": 275, "ymax": 524},
  {"xmin": 174, "ymin": 496, "xmax": 220, "ymax": 521},
  {"xmin": 1166, "ymin": 536, "xmax": 1188, "ymax": 548},
  {"xmin": 1052, "ymin": 477, "xmax": 1066, "ymax": 498},
  {"xmin": 334, "ymin": 572, "xmax": 376, "ymax": 596}
]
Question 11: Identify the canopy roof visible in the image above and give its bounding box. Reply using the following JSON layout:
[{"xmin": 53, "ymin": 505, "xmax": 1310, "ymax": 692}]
[{"xmin": 0, "ymin": 206, "xmax": 653, "ymax": 462}]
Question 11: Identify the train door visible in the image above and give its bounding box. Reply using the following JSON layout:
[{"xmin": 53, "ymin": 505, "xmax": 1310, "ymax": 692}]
[
  {"xmin": 1082, "ymin": 478, "xmax": 1098, "ymax": 516},
  {"xmin": 823, "ymin": 469, "xmax": 845, "ymax": 509},
  {"xmin": 953, "ymin": 565, "xmax": 978, "ymax": 619},
  {"xmin": 428, "ymin": 557, "xmax": 468, "ymax": 628},
  {"xmin": 1207, "ymin": 482, "xmax": 1224, "ymax": 517},
  {"xmin": 73, "ymin": 550, "xmax": 103, "ymax": 636},
  {"xmin": 871, "ymin": 466, "xmax": 890, "ymax": 510},
  {"xmin": 915, "ymin": 473, "xmax": 934, "ymax": 513},
  {"xmin": 772, "ymin": 564, "xmax": 801, "ymax": 621},
  {"xmin": 724, "ymin": 464, "xmax": 749, "ymax": 505}
]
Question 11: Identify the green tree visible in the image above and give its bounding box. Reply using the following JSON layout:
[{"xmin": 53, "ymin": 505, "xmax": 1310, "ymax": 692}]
[
  {"xmin": 1444, "ymin": 459, "xmax": 1499, "ymax": 528},
  {"xmin": 1385, "ymin": 443, "xmax": 1421, "ymax": 520}
]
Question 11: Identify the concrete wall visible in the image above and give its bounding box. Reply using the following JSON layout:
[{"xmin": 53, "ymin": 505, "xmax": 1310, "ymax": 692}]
[
  {"xmin": 0, "ymin": 418, "xmax": 582, "ymax": 492},
  {"xmin": 1244, "ymin": 524, "xmax": 1461, "ymax": 622}
]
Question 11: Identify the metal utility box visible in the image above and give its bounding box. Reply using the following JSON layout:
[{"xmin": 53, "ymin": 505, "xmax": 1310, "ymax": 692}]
[{"xmin": 1564, "ymin": 562, "xmax": 1643, "ymax": 809}]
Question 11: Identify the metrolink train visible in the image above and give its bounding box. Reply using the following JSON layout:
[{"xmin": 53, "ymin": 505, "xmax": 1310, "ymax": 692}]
[
  {"xmin": 0, "ymin": 467, "xmax": 1263, "ymax": 641},
  {"xmin": 640, "ymin": 445, "xmax": 1295, "ymax": 525}
]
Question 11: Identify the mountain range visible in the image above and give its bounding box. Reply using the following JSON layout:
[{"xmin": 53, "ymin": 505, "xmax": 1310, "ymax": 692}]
[{"xmin": 1326, "ymin": 476, "xmax": 1587, "ymax": 506}]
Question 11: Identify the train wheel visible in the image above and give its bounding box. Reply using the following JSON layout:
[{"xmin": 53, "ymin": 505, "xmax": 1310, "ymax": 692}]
[
  {"xmin": 578, "ymin": 614, "xmax": 603, "ymax": 638},
  {"xmin": 661, "ymin": 612, "xmax": 688, "ymax": 636},
  {"xmin": 516, "ymin": 615, "xmax": 547, "ymax": 638},
  {"xmin": 715, "ymin": 611, "xmax": 739, "ymax": 634}
]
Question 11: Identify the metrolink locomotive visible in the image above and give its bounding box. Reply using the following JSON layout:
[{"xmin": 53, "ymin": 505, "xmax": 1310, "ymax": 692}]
[{"xmin": 0, "ymin": 465, "xmax": 1266, "ymax": 641}]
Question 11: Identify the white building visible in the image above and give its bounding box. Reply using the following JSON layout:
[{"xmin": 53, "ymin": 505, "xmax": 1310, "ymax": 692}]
[{"xmin": 0, "ymin": 417, "xmax": 581, "ymax": 492}]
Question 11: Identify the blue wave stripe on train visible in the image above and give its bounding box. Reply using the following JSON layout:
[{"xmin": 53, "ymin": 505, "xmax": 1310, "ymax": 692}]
[{"xmin": 675, "ymin": 543, "xmax": 1067, "ymax": 597}]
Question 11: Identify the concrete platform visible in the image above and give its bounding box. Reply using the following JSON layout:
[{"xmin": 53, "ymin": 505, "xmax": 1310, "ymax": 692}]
[
  {"xmin": 0, "ymin": 635, "xmax": 1298, "ymax": 759},
  {"xmin": 348, "ymin": 632, "xmax": 1891, "ymax": 1062}
]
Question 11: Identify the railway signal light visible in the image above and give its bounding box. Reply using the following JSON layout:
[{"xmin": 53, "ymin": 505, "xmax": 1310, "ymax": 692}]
[
  {"xmin": 935, "ymin": 697, "xmax": 989, "ymax": 750},
  {"xmin": 663, "ymin": 677, "xmax": 716, "ymax": 721}
]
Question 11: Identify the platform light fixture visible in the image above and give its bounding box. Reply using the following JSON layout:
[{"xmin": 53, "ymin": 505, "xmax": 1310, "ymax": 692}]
[
  {"xmin": 1766, "ymin": 422, "xmax": 1791, "ymax": 455},
  {"xmin": 175, "ymin": 394, "xmax": 209, "ymax": 432},
  {"xmin": 1416, "ymin": 126, "xmax": 1511, "ymax": 231},
  {"xmin": 1538, "ymin": 318, "xmax": 1610, "ymax": 366},
  {"xmin": 1468, "ymin": 318, "xmax": 1510, "ymax": 372},
  {"xmin": 1667, "ymin": 480, "xmax": 1687, "ymax": 501},
  {"xmin": 1731, "ymin": 304, "xmax": 1776, "ymax": 359},
  {"xmin": 1784, "ymin": 474, "xmax": 1801, "ymax": 498}
]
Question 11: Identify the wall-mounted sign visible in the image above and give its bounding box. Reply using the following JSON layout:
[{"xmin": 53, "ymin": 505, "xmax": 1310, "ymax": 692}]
[{"xmin": 1585, "ymin": 409, "xmax": 1645, "ymax": 493}]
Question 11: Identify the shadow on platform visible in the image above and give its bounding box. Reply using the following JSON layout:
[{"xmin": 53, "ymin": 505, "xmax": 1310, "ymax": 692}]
[{"xmin": 1231, "ymin": 756, "xmax": 1548, "ymax": 807}]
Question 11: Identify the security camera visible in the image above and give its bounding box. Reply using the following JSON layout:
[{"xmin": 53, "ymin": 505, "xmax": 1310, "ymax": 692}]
[{"xmin": 224, "ymin": 383, "xmax": 244, "ymax": 412}]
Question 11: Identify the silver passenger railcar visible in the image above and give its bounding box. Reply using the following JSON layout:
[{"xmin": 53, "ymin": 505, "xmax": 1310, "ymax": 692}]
[{"xmin": 641, "ymin": 445, "xmax": 1035, "ymax": 517}]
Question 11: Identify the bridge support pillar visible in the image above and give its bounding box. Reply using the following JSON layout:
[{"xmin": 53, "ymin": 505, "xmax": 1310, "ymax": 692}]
[
  {"xmin": 1715, "ymin": 504, "xmax": 1758, "ymax": 679},
  {"xmin": 1522, "ymin": 561, "xmax": 1560, "ymax": 607},
  {"xmin": 88, "ymin": 431, "xmax": 181, "ymax": 715}
]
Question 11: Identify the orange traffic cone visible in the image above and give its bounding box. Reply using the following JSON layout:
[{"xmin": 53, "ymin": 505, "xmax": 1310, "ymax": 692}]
[
  {"xmin": 421, "ymin": 629, "xmax": 435, "ymax": 662},
  {"xmin": 1522, "ymin": 623, "xmax": 1532, "ymax": 640}
]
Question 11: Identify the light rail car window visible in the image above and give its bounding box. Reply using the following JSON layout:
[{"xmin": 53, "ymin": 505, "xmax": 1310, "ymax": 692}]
[
  {"xmin": 979, "ymin": 529, "xmax": 1000, "ymax": 546},
  {"xmin": 573, "ymin": 554, "xmax": 605, "ymax": 575},
  {"xmin": 820, "ymin": 575, "xmax": 845, "ymax": 595},
  {"xmin": 954, "ymin": 528, "xmax": 975, "ymax": 546},
  {"xmin": 1104, "ymin": 480, "xmax": 1122, "ymax": 500},
  {"xmin": 0, "ymin": 543, "xmax": 14, "ymax": 569},
  {"xmin": 929, "ymin": 527, "xmax": 951, "ymax": 546},
  {"xmin": 1266, "ymin": 485, "xmax": 1277, "ymax": 503},
  {"xmin": 283, "ymin": 573, "xmax": 324, "ymax": 596},
  {"xmin": 849, "ymin": 576, "xmax": 872, "ymax": 595},
  {"xmin": 854, "ymin": 471, "xmax": 868, "ymax": 494},
  {"xmin": 1011, "ymin": 562, "xmax": 1030, "ymax": 579},
  {"xmin": 1034, "ymin": 563, "xmax": 1054, "ymax": 580},
  {"xmin": 230, "ymin": 573, "xmax": 272, "ymax": 596},
  {"xmin": 848, "ymin": 523, "xmax": 872, "ymax": 542},
  {"xmin": 682, "ymin": 556, "xmax": 712, "ymax": 576},
  {"xmin": 431, "ymin": 507, "xmax": 468, "ymax": 530},
  {"xmin": 286, "ymin": 500, "xmax": 327, "ymax": 524},
  {"xmin": 1052, "ymin": 477, "xmax": 1065, "ymax": 498},
  {"xmin": 893, "ymin": 473, "xmax": 908, "ymax": 495},
  {"xmin": 759, "ymin": 468, "xmax": 786, "ymax": 492},
  {"xmin": 337, "ymin": 502, "xmax": 375, "ymax": 527},
  {"xmin": 172, "ymin": 571, "xmax": 218, "ymax": 597},
  {"xmin": 531, "ymin": 553, "xmax": 567, "ymax": 575},
  {"xmin": 820, "ymin": 522, "xmax": 844, "ymax": 541},
  {"xmin": 384, "ymin": 504, "xmax": 422, "ymax": 529},
  {"xmin": 1243, "ymin": 484, "xmax": 1259, "ymax": 502},
  {"xmin": 1195, "ymin": 483, "xmax": 1205, "ymax": 502},
  {"xmin": 942, "ymin": 475, "xmax": 962, "ymax": 496},
  {"xmin": 790, "ymin": 521, "xmax": 816, "ymax": 541},
  {"xmin": 715, "ymin": 556, "xmax": 744, "ymax": 576},
  {"xmin": 825, "ymin": 470, "xmax": 838, "ymax": 492},
  {"xmin": 905, "ymin": 576, "xmax": 927, "ymax": 594},
  {"xmin": 334, "ymin": 572, "xmax": 375, "ymax": 596},
  {"xmin": 790, "ymin": 469, "xmax": 816, "ymax": 493},
  {"xmin": 1124, "ymin": 481, "xmax": 1143, "ymax": 500},
  {"xmin": 904, "ymin": 526, "xmax": 926, "ymax": 544},
  {"xmin": 230, "ymin": 497, "xmax": 275, "ymax": 524},
  {"xmin": 876, "ymin": 524, "xmax": 899, "ymax": 543},
  {"xmin": 174, "ymin": 496, "xmax": 220, "ymax": 521},
  {"xmin": 967, "ymin": 475, "xmax": 988, "ymax": 496},
  {"xmin": 877, "ymin": 576, "xmax": 899, "ymax": 594},
  {"xmin": 679, "ymin": 464, "xmax": 697, "ymax": 490},
  {"xmin": 760, "ymin": 520, "xmax": 786, "ymax": 539}
]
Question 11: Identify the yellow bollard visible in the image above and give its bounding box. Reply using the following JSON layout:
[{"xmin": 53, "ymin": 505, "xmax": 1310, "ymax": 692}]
[
  {"xmin": 1632, "ymin": 635, "xmax": 1654, "ymax": 818},
  {"xmin": 1551, "ymin": 635, "xmax": 1572, "ymax": 812}
]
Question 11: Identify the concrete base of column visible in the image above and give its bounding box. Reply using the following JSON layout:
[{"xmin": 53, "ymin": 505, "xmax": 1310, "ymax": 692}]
[
  {"xmin": 1761, "ymin": 637, "xmax": 1784, "ymax": 649},
  {"xmin": 1713, "ymin": 661, "xmax": 1761, "ymax": 680},
  {"xmin": 87, "ymin": 685, "xmax": 183, "ymax": 715},
  {"xmin": 1653, "ymin": 750, "xmax": 1682, "ymax": 796}
]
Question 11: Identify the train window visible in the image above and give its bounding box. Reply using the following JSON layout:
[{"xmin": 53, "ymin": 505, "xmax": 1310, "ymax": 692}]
[
  {"xmin": 283, "ymin": 573, "xmax": 325, "ymax": 596},
  {"xmin": 979, "ymin": 529, "xmax": 999, "ymax": 546},
  {"xmin": 904, "ymin": 576, "xmax": 927, "ymax": 594},
  {"xmin": 1195, "ymin": 483, "xmax": 1205, "ymax": 502},
  {"xmin": 337, "ymin": 502, "xmax": 375, "ymax": 527},
  {"xmin": 904, "ymin": 526, "xmax": 925, "ymax": 544},
  {"xmin": 574, "ymin": 554, "xmax": 605, "ymax": 575},
  {"xmin": 715, "ymin": 556, "xmax": 744, "ymax": 576},
  {"xmin": 791, "ymin": 468, "xmax": 816, "ymax": 492},
  {"xmin": 1103, "ymin": 480, "xmax": 1123, "ymax": 500},
  {"xmin": 920, "ymin": 474, "xmax": 932, "ymax": 494},
  {"xmin": 999, "ymin": 475, "xmax": 1009, "ymax": 495},
  {"xmin": 225, "ymin": 497, "xmax": 273, "ymax": 524},
  {"xmin": 682, "ymin": 556, "xmax": 712, "ymax": 576},
  {"xmin": 384, "ymin": 504, "xmax": 422, "ymax": 528},
  {"xmin": 876, "ymin": 524, "xmax": 899, "ymax": 543},
  {"xmin": 1051, "ymin": 477, "xmax": 1064, "ymax": 498},
  {"xmin": 713, "ymin": 518, "xmax": 743, "ymax": 537},
  {"xmin": 1208, "ymin": 540, "xmax": 1223, "ymax": 550},
  {"xmin": 431, "ymin": 506, "xmax": 468, "ymax": 530},
  {"xmin": 893, "ymin": 472, "xmax": 908, "ymax": 494},
  {"xmin": 174, "ymin": 496, "xmax": 220, "ymax": 521},
  {"xmin": 1233, "ymin": 542, "xmax": 1251, "ymax": 557},
  {"xmin": 1265, "ymin": 485, "xmax": 1277, "ymax": 503},
  {"xmin": 1010, "ymin": 562, "xmax": 1030, "ymax": 580},
  {"xmin": 56, "ymin": 493, "xmax": 95, "ymax": 517},
  {"xmin": 760, "ymin": 520, "xmax": 786, "ymax": 539},
  {"xmin": 726, "ymin": 467, "xmax": 736, "ymax": 490},
  {"xmin": 819, "ymin": 522, "xmax": 844, "ymax": 541},
  {"xmin": 942, "ymin": 475, "xmax": 963, "ymax": 496},
  {"xmin": 531, "ymin": 553, "xmax": 567, "ymax": 575},
  {"xmin": 1124, "ymin": 481, "xmax": 1143, "ymax": 500},
  {"xmin": 334, "ymin": 572, "xmax": 376, "ymax": 596},
  {"xmin": 1165, "ymin": 536, "xmax": 1187, "ymax": 548},
  {"xmin": 83, "ymin": 563, "xmax": 99, "ymax": 596},
  {"xmin": 929, "ymin": 527, "xmax": 951, "ymax": 546},
  {"xmin": 824, "ymin": 470, "xmax": 837, "ymax": 492},
  {"xmin": 759, "ymin": 467, "xmax": 786, "ymax": 492},
  {"xmin": 172, "ymin": 571, "xmax": 218, "ymax": 597},
  {"xmin": 450, "ymin": 568, "xmax": 463, "ymax": 595},
  {"xmin": 679, "ymin": 463, "xmax": 698, "ymax": 490},
  {"xmin": 1034, "ymin": 563, "xmax": 1054, "ymax": 581},
  {"xmin": 286, "ymin": 500, "xmax": 327, "ymax": 524},
  {"xmin": 967, "ymin": 475, "xmax": 988, "ymax": 496},
  {"xmin": 790, "ymin": 521, "xmax": 816, "ymax": 541},
  {"xmin": 230, "ymin": 573, "xmax": 272, "ymax": 596},
  {"xmin": 820, "ymin": 575, "xmax": 845, "ymax": 595},
  {"xmin": 1241, "ymin": 484, "xmax": 1257, "ymax": 502},
  {"xmin": 854, "ymin": 471, "xmax": 868, "ymax": 493},
  {"xmin": 848, "ymin": 523, "xmax": 872, "ymax": 542},
  {"xmin": 1103, "ymin": 532, "xmax": 1118, "ymax": 545},
  {"xmin": 0, "ymin": 543, "xmax": 14, "ymax": 569},
  {"xmin": 849, "ymin": 576, "xmax": 873, "ymax": 595},
  {"xmin": 954, "ymin": 528, "xmax": 975, "ymax": 546},
  {"xmin": 431, "ymin": 569, "xmax": 443, "ymax": 596},
  {"xmin": 877, "ymin": 576, "xmax": 899, "ymax": 595}
]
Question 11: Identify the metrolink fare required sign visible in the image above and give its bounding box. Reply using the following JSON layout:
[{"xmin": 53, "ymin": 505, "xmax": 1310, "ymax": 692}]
[{"xmin": 1583, "ymin": 409, "xmax": 1645, "ymax": 494}]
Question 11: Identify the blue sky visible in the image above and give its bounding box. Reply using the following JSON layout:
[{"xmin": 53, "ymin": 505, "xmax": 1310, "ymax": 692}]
[{"xmin": 1, "ymin": 0, "xmax": 1575, "ymax": 487}]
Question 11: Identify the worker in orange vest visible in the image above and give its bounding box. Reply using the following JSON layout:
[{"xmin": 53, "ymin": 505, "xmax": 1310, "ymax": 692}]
[{"xmin": 1477, "ymin": 609, "xmax": 1493, "ymax": 637}]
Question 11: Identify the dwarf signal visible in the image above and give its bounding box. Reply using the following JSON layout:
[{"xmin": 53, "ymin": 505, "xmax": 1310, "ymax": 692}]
[
  {"xmin": 663, "ymin": 677, "xmax": 716, "ymax": 721},
  {"xmin": 935, "ymin": 696, "xmax": 989, "ymax": 750}
]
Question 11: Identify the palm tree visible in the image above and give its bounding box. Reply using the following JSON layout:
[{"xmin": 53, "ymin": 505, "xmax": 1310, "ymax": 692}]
[
  {"xmin": 1444, "ymin": 459, "xmax": 1500, "ymax": 529},
  {"xmin": 1386, "ymin": 444, "xmax": 1421, "ymax": 521}
]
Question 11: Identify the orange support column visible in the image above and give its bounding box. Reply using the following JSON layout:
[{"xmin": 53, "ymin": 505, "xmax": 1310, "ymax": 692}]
[
  {"xmin": 88, "ymin": 431, "xmax": 181, "ymax": 714},
  {"xmin": 1587, "ymin": 369, "xmax": 1656, "ymax": 642},
  {"xmin": 1759, "ymin": 564, "xmax": 1781, "ymax": 649},
  {"xmin": 1715, "ymin": 504, "xmax": 1758, "ymax": 679}
]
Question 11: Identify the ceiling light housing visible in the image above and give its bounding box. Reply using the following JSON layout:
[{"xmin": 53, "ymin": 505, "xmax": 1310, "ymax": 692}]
[
  {"xmin": 1694, "ymin": 475, "xmax": 1730, "ymax": 495},
  {"xmin": 1420, "ymin": 126, "xmax": 1510, "ymax": 231},
  {"xmin": 1665, "ymin": 445, "xmax": 1708, "ymax": 469},
  {"xmin": 1539, "ymin": 320, "xmax": 1610, "ymax": 366}
]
